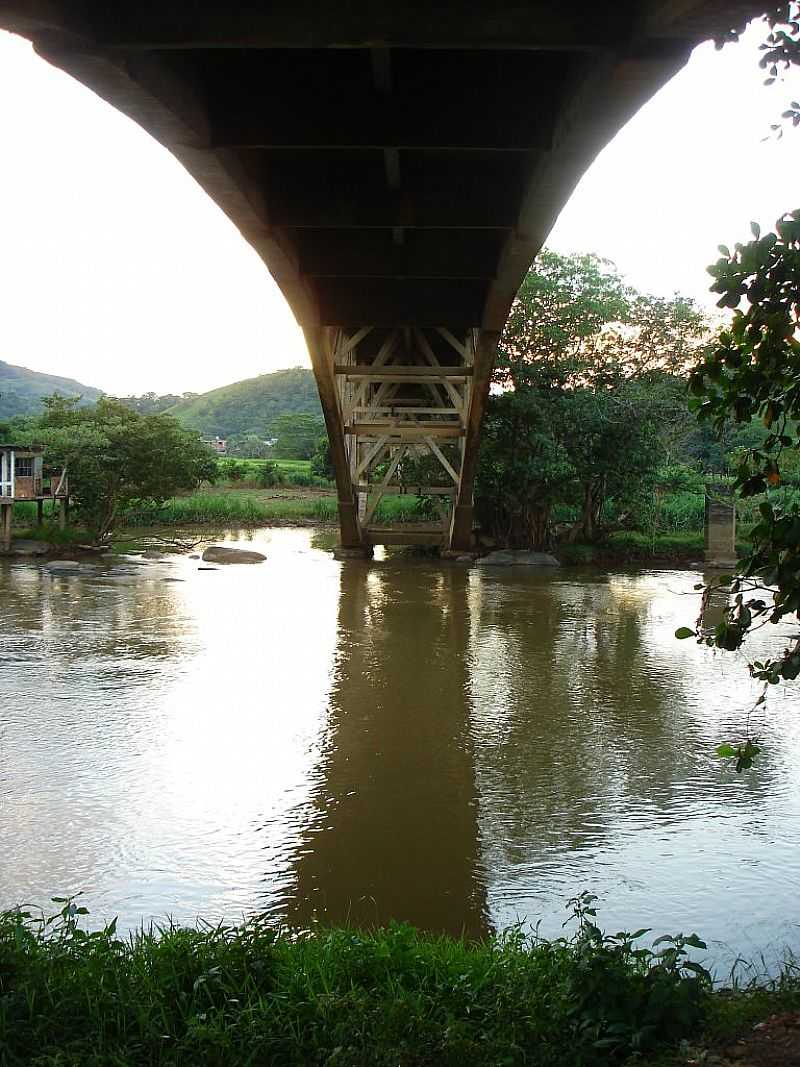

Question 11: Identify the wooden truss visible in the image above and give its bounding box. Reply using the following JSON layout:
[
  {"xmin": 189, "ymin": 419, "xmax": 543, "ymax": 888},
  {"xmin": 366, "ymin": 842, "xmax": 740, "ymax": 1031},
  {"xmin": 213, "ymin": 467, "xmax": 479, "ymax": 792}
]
[{"xmin": 330, "ymin": 326, "xmax": 477, "ymax": 548}]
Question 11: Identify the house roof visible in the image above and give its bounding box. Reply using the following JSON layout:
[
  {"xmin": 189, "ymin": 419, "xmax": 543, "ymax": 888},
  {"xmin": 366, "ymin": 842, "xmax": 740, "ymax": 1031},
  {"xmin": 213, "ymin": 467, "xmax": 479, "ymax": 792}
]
[{"xmin": 0, "ymin": 443, "xmax": 44, "ymax": 453}]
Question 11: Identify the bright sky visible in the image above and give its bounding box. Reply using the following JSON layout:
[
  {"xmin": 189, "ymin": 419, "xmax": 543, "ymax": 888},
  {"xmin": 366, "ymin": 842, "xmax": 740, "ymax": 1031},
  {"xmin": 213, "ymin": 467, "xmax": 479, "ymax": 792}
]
[{"xmin": 0, "ymin": 21, "xmax": 799, "ymax": 396}]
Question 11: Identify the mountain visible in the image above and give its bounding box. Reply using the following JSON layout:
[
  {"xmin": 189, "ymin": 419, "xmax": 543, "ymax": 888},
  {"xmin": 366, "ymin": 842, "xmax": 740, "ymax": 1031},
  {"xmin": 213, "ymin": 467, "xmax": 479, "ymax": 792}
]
[
  {"xmin": 0, "ymin": 359, "xmax": 103, "ymax": 418},
  {"xmin": 168, "ymin": 366, "xmax": 321, "ymax": 437}
]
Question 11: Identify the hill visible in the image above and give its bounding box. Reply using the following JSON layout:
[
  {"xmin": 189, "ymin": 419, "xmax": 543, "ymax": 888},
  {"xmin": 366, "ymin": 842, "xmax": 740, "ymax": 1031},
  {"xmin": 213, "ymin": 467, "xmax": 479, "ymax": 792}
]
[
  {"xmin": 168, "ymin": 366, "xmax": 321, "ymax": 437},
  {"xmin": 0, "ymin": 359, "xmax": 102, "ymax": 418}
]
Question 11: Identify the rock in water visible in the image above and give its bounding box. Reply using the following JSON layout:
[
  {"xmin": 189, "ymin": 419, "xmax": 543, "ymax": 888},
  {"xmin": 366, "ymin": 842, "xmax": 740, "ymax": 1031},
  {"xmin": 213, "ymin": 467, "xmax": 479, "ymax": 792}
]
[
  {"xmin": 477, "ymin": 550, "xmax": 560, "ymax": 567},
  {"xmin": 201, "ymin": 546, "xmax": 266, "ymax": 565},
  {"xmin": 8, "ymin": 540, "xmax": 49, "ymax": 557},
  {"xmin": 45, "ymin": 560, "xmax": 98, "ymax": 576}
]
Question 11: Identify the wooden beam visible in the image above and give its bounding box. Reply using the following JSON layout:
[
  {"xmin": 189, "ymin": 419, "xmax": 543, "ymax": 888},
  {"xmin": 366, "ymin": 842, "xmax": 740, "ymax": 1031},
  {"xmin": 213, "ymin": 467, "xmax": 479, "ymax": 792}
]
[
  {"xmin": 335, "ymin": 325, "xmax": 373, "ymax": 358},
  {"xmin": 346, "ymin": 424, "xmax": 465, "ymax": 439},
  {"xmin": 355, "ymin": 435, "xmax": 390, "ymax": 480},
  {"xmin": 450, "ymin": 330, "xmax": 498, "ymax": 550},
  {"xmin": 425, "ymin": 437, "xmax": 461, "ymax": 485},
  {"xmin": 335, "ymin": 365, "xmax": 473, "ymax": 378},
  {"xmin": 363, "ymin": 526, "xmax": 445, "ymax": 547},
  {"xmin": 353, "ymin": 407, "xmax": 462, "ymax": 416},
  {"xmin": 363, "ymin": 445, "xmax": 406, "ymax": 526},
  {"xmin": 356, "ymin": 485, "xmax": 456, "ymax": 496}
]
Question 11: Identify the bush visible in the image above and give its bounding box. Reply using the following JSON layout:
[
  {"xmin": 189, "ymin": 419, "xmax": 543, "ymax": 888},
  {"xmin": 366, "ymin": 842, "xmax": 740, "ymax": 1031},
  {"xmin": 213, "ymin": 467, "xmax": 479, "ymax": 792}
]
[
  {"xmin": 255, "ymin": 461, "xmax": 285, "ymax": 488},
  {"xmin": 0, "ymin": 893, "xmax": 712, "ymax": 1067},
  {"xmin": 220, "ymin": 459, "xmax": 247, "ymax": 482},
  {"xmin": 559, "ymin": 543, "xmax": 596, "ymax": 565}
]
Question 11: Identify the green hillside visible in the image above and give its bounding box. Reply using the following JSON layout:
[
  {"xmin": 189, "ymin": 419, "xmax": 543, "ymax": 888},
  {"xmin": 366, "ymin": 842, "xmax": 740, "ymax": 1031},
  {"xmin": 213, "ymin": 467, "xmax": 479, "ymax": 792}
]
[
  {"xmin": 168, "ymin": 366, "xmax": 321, "ymax": 437},
  {"xmin": 0, "ymin": 359, "xmax": 102, "ymax": 418}
]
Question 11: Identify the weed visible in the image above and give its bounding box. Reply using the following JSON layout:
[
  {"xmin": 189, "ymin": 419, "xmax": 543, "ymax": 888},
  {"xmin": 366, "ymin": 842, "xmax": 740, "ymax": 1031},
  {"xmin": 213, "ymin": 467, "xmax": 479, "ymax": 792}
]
[{"xmin": 0, "ymin": 893, "xmax": 720, "ymax": 1067}]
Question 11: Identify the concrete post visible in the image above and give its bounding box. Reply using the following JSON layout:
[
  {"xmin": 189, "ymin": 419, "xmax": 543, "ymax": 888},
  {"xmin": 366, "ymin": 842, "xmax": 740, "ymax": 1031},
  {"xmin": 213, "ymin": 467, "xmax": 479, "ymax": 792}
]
[{"xmin": 704, "ymin": 482, "xmax": 737, "ymax": 569}]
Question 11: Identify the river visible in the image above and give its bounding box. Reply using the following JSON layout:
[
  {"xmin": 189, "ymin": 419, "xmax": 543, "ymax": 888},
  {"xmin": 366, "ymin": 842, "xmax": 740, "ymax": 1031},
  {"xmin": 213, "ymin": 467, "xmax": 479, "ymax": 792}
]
[{"xmin": 1, "ymin": 528, "xmax": 798, "ymax": 972}]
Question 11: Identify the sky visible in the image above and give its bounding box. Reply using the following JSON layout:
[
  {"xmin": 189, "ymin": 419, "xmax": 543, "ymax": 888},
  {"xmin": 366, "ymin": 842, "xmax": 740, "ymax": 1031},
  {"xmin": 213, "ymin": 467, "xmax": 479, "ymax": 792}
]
[{"xmin": 0, "ymin": 22, "xmax": 799, "ymax": 396}]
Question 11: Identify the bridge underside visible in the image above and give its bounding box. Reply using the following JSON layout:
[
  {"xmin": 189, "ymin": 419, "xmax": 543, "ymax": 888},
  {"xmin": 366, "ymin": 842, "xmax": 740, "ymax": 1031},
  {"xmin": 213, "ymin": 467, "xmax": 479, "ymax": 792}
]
[{"xmin": 1, "ymin": 1, "xmax": 757, "ymax": 550}]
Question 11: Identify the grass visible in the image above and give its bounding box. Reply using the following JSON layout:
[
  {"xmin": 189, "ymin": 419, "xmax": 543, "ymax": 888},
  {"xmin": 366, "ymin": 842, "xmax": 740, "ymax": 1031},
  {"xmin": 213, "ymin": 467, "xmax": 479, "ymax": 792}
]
[
  {"xmin": 0, "ymin": 895, "xmax": 731, "ymax": 1067},
  {"xmin": 120, "ymin": 492, "xmax": 424, "ymax": 528},
  {"xmin": 557, "ymin": 530, "xmax": 751, "ymax": 565}
]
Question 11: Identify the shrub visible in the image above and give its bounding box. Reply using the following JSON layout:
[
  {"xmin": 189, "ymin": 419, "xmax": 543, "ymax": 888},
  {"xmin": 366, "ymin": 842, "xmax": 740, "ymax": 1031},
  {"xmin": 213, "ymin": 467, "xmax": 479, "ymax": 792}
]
[
  {"xmin": 220, "ymin": 460, "xmax": 247, "ymax": 482},
  {"xmin": 255, "ymin": 462, "xmax": 285, "ymax": 488},
  {"xmin": 0, "ymin": 893, "xmax": 712, "ymax": 1067}
]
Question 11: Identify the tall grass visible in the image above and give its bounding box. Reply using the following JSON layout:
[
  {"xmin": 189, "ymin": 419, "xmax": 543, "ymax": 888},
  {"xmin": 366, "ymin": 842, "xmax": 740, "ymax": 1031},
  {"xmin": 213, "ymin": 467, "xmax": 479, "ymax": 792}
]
[
  {"xmin": 0, "ymin": 895, "xmax": 719, "ymax": 1067},
  {"xmin": 121, "ymin": 494, "xmax": 426, "ymax": 527}
]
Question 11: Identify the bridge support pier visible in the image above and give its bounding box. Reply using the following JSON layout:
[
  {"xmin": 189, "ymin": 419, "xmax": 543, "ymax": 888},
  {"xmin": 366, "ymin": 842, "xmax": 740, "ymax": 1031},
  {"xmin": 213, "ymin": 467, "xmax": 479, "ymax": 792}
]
[
  {"xmin": 308, "ymin": 325, "xmax": 496, "ymax": 552},
  {"xmin": 704, "ymin": 482, "xmax": 737, "ymax": 570},
  {"xmin": 304, "ymin": 326, "xmax": 362, "ymax": 549}
]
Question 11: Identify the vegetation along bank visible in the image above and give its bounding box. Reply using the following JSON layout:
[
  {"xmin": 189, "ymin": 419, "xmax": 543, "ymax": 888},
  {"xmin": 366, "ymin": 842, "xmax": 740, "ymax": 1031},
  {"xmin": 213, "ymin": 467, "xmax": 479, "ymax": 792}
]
[{"xmin": 2, "ymin": 894, "xmax": 799, "ymax": 1067}]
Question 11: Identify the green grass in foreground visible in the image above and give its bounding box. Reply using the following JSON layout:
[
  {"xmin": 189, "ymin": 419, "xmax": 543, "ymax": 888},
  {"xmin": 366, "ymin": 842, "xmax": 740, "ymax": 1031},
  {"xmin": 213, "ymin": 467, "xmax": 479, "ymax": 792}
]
[{"xmin": 0, "ymin": 894, "xmax": 735, "ymax": 1067}]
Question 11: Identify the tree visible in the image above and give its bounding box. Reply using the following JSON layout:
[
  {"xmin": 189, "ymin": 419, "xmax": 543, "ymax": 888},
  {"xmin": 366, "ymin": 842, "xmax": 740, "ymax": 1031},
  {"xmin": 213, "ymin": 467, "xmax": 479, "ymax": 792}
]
[
  {"xmin": 36, "ymin": 396, "xmax": 217, "ymax": 541},
  {"xmin": 475, "ymin": 388, "xmax": 572, "ymax": 549},
  {"xmin": 687, "ymin": 215, "xmax": 800, "ymax": 684},
  {"xmin": 310, "ymin": 435, "xmax": 334, "ymax": 481},
  {"xmin": 682, "ymin": 7, "xmax": 800, "ymax": 705},
  {"xmin": 115, "ymin": 392, "xmax": 184, "ymax": 415},
  {"xmin": 476, "ymin": 250, "xmax": 709, "ymax": 548},
  {"xmin": 272, "ymin": 412, "xmax": 326, "ymax": 459}
]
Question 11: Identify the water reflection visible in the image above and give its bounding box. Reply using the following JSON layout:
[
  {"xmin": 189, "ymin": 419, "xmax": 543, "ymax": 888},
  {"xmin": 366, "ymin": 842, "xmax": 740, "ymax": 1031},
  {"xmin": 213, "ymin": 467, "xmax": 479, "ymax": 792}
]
[
  {"xmin": 467, "ymin": 569, "xmax": 800, "ymax": 962},
  {"xmin": 1, "ymin": 536, "xmax": 799, "ymax": 969},
  {"xmin": 283, "ymin": 562, "xmax": 488, "ymax": 936}
]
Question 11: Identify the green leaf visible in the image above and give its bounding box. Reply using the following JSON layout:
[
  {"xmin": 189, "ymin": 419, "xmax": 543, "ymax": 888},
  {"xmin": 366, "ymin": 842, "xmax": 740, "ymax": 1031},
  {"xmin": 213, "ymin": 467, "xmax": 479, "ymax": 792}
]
[
  {"xmin": 674, "ymin": 627, "xmax": 695, "ymax": 640},
  {"xmin": 716, "ymin": 744, "xmax": 736, "ymax": 758}
]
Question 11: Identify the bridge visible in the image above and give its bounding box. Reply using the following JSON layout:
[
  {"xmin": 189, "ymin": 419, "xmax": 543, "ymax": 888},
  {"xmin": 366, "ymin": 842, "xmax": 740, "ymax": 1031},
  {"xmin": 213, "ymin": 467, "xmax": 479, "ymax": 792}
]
[{"xmin": 1, "ymin": 2, "xmax": 756, "ymax": 552}]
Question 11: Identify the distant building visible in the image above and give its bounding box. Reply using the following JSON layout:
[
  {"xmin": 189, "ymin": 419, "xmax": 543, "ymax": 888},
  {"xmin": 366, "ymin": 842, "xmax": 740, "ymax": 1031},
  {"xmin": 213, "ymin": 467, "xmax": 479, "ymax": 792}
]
[{"xmin": 205, "ymin": 436, "xmax": 227, "ymax": 455}]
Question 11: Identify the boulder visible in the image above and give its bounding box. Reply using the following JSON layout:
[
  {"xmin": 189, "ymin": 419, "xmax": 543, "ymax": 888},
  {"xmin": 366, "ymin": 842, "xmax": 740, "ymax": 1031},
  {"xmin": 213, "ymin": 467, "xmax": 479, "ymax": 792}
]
[
  {"xmin": 201, "ymin": 545, "xmax": 266, "ymax": 565},
  {"xmin": 477, "ymin": 550, "xmax": 560, "ymax": 568},
  {"xmin": 8, "ymin": 540, "xmax": 49, "ymax": 557},
  {"xmin": 45, "ymin": 560, "xmax": 97, "ymax": 576}
]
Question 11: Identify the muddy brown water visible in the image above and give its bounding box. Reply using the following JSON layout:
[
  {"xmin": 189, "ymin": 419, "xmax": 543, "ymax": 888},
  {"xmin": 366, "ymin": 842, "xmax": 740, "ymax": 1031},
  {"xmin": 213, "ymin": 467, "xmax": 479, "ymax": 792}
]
[{"xmin": 1, "ymin": 528, "xmax": 799, "ymax": 972}]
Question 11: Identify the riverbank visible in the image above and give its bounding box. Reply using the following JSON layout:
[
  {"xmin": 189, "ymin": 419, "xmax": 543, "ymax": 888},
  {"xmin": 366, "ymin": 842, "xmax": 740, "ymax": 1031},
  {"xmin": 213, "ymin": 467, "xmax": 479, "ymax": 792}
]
[
  {"xmin": 5, "ymin": 470, "xmax": 747, "ymax": 563},
  {"xmin": 7, "ymin": 496, "xmax": 723, "ymax": 564},
  {"xmin": 1, "ymin": 902, "xmax": 797, "ymax": 1067}
]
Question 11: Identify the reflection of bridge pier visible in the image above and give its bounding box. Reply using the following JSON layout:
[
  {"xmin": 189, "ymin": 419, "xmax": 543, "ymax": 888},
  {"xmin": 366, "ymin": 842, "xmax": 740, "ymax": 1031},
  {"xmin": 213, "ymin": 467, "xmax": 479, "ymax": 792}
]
[{"xmin": 283, "ymin": 562, "xmax": 488, "ymax": 937}]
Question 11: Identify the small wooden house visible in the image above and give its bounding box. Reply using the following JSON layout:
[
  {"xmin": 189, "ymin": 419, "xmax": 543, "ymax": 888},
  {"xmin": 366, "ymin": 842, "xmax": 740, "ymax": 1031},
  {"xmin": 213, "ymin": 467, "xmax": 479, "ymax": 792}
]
[{"xmin": 0, "ymin": 444, "xmax": 69, "ymax": 549}]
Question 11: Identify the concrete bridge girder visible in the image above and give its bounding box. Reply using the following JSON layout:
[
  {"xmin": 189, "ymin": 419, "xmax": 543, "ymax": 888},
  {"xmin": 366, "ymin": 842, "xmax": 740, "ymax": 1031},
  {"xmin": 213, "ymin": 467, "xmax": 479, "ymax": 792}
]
[{"xmin": 0, "ymin": 1, "xmax": 761, "ymax": 549}]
